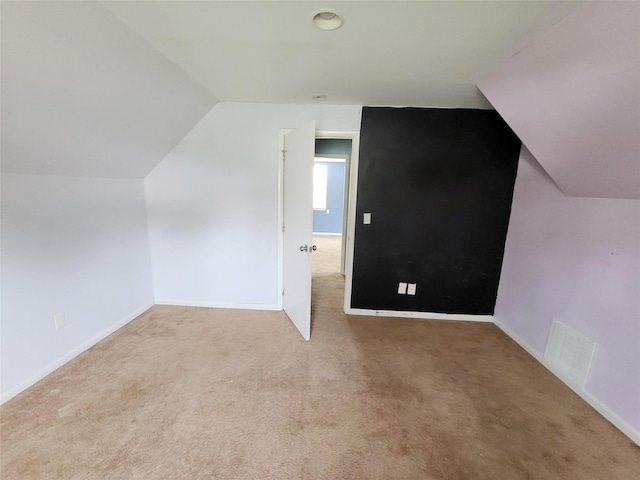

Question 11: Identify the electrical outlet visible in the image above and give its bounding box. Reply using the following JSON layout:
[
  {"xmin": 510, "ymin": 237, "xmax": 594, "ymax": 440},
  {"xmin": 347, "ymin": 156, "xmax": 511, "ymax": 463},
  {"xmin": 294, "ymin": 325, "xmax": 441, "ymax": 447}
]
[
  {"xmin": 398, "ymin": 282, "xmax": 407, "ymax": 294},
  {"xmin": 407, "ymin": 283, "xmax": 417, "ymax": 295},
  {"xmin": 53, "ymin": 312, "xmax": 67, "ymax": 330},
  {"xmin": 363, "ymin": 212, "xmax": 371, "ymax": 224}
]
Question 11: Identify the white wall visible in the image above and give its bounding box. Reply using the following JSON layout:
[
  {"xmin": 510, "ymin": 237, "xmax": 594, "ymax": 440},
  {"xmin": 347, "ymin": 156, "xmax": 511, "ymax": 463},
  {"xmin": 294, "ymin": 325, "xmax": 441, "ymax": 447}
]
[
  {"xmin": 145, "ymin": 102, "xmax": 362, "ymax": 308},
  {"xmin": 1, "ymin": 174, "xmax": 154, "ymax": 400},
  {"xmin": 494, "ymin": 148, "xmax": 640, "ymax": 442}
]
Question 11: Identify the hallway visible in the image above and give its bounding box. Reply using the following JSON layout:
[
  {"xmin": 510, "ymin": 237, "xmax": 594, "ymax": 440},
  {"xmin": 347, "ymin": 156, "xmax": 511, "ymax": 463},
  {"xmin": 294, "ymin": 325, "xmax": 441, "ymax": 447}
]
[{"xmin": 311, "ymin": 234, "xmax": 344, "ymax": 327}]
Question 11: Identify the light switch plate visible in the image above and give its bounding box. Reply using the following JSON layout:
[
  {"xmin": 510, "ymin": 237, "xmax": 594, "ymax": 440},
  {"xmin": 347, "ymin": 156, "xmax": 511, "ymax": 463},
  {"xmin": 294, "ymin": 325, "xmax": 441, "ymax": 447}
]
[
  {"xmin": 398, "ymin": 282, "xmax": 407, "ymax": 294},
  {"xmin": 363, "ymin": 212, "xmax": 371, "ymax": 225},
  {"xmin": 407, "ymin": 283, "xmax": 417, "ymax": 295}
]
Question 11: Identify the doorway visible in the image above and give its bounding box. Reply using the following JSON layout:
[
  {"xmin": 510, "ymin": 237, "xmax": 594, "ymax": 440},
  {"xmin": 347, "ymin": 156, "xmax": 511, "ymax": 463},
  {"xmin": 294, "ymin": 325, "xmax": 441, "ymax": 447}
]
[
  {"xmin": 278, "ymin": 127, "xmax": 360, "ymax": 339},
  {"xmin": 312, "ymin": 138, "xmax": 352, "ymax": 276}
]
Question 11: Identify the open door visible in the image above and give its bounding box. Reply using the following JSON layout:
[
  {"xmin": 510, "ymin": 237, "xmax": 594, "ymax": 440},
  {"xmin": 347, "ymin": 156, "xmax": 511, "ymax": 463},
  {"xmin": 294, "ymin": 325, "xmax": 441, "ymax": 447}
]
[{"xmin": 282, "ymin": 121, "xmax": 315, "ymax": 340}]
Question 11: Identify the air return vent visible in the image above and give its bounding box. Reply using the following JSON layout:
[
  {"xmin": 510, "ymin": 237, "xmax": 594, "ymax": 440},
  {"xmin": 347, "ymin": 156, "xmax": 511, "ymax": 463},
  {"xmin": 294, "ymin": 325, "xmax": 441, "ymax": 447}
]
[{"xmin": 544, "ymin": 320, "xmax": 596, "ymax": 388}]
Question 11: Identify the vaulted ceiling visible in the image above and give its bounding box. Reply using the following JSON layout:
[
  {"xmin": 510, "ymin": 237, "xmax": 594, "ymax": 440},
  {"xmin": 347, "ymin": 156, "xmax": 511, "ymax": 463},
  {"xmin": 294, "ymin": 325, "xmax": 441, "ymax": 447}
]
[
  {"xmin": 1, "ymin": 1, "xmax": 216, "ymax": 178},
  {"xmin": 479, "ymin": 2, "xmax": 640, "ymax": 199},
  {"xmin": 2, "ymin": 1, "xmax": 637, "ymax": 199}
]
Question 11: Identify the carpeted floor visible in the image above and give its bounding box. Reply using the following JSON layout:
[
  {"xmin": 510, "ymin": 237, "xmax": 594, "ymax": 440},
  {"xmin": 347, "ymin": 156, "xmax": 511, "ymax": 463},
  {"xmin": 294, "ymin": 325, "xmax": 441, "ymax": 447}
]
[{"xmin": 1, "ymin": 235, "xmax": 639, "ymax": 479}]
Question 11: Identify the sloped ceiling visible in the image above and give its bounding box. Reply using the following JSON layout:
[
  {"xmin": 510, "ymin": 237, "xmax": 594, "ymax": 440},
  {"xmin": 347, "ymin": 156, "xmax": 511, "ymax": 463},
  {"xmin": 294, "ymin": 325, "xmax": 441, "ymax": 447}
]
[
  {"xmin": 1, "ymin": 1, "xmax": 217, "ymax": 178},
  {"xmin": 5, "ymin": 1, "xmax": 610, "ymax": 181},
  {"xmin": 102, "ymin": 0, "xmax": 578, "ymax": 109},
  {"xmin": 478, "ymin": 2, "xmax": 640, "ymax": 200}
]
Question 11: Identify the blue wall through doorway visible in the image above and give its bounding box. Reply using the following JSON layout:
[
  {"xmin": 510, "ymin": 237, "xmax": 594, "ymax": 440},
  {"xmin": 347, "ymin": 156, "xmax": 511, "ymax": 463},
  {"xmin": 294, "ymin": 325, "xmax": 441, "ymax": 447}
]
[{"xmin": 313, "ymin": 139, "xmax": 352, "ymax": 234}]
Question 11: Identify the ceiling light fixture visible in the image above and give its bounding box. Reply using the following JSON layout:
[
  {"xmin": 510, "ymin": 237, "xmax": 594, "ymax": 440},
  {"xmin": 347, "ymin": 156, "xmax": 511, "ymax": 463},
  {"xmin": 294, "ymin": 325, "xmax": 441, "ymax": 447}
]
[{"xmin": 313, "ymin": 9, "xmax": 344, "ymax": 31}]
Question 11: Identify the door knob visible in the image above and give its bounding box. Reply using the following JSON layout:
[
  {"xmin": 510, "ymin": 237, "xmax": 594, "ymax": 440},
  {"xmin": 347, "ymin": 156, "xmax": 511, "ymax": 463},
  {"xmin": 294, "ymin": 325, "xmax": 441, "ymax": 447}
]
[
  {"xmin": 312, "ymin": 245, "xmax": 317, "ymax": 251},
  {"xmin": 300, "ymin": 245, "xmax": 308, "ymax": 252}
]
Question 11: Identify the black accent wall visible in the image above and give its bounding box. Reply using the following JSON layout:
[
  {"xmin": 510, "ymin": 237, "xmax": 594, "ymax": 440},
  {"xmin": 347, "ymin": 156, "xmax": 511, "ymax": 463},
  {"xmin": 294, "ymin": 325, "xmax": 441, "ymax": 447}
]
[{"xmin": 351, "ymin": 107, "xmax": 521, "ymax": 315}]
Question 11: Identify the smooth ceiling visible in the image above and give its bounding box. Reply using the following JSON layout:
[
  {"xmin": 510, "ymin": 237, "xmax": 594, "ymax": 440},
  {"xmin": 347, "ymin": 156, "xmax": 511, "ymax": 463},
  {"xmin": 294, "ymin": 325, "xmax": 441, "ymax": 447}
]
[
  {"xmin": 1, "ymin": 1, "xmax": 216, "ymax": 178},
  {"xmin": 102, "ymin": 0, "xmax": 580, "ymax": 108}
]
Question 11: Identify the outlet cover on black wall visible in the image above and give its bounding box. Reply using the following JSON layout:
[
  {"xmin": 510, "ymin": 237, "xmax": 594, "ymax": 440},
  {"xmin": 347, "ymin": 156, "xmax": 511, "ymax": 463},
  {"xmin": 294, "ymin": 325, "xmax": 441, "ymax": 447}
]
[{"xmin": 351, "ymin": 107, "xmax": 521, "ymax": 315}]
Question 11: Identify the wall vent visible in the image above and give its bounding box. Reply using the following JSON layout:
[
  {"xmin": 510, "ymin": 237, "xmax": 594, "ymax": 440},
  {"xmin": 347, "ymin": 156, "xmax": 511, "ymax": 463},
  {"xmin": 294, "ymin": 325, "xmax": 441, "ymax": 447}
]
[{"xmin": 544, "ymin": 320, "xmax": 596, "ymax": 388}]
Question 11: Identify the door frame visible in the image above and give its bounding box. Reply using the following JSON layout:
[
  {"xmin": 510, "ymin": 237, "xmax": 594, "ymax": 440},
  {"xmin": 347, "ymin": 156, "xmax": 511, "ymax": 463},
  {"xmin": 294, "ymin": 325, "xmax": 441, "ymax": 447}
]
[{"xmin": 277, "ymin": 129, "xmax": 360, "ymax": 313}]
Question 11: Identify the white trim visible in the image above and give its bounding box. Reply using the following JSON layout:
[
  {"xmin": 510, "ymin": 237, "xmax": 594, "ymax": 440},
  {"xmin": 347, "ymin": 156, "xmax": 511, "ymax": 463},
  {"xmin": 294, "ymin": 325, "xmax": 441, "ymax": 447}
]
[
  {"xmin": 0, "ymin": 303, "xmax": 154, "ymax": 405},
  {"xmin": 338, "ymin": 132, "xmax": 360, "ymax": 312},
  {"xmin": 312, "ymin": 232, "xmax": 342, "ymax": 236},
  {"xmin": 154, "ymin": 300, "xmax": 280, "ymax": 311},
  {"xmin": 277, "ymin": 129, "xmax": 292, "ymax": 311},
  {"xmin": 346, "ymin": 308, "xmax": 493, "ymax": 323},
  {"xmin": 494, "ymin": 319, "xmax": 640, "ymax": 446}
]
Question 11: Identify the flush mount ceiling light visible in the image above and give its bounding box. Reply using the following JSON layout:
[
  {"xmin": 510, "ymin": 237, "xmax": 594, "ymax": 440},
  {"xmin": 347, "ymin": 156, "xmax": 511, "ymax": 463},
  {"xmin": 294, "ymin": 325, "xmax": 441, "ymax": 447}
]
[{"xmin": 313, "ymin": 9, "xmax": 344, "ymax": 31}]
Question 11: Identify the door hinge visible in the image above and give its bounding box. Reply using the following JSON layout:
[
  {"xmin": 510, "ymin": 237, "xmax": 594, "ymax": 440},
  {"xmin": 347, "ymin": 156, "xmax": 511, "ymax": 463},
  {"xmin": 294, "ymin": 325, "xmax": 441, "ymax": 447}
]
[
  {"xmin": 282, "ymin": 149, "xmax": 286, "ymax": 161},
  {"xmin": 282, "ymin": 289, "xmax": 285, "ymax": 296},
  {"xmin": 282, "ymin": 224, "xmax": 285, "ymax": 232}
]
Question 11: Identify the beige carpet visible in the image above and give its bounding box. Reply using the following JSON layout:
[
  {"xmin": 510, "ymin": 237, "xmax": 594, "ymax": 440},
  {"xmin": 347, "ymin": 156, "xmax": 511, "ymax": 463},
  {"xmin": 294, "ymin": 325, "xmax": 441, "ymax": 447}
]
[{"xmin": 1, "ymin": 234, "xmax": 639, "ymax": 479}]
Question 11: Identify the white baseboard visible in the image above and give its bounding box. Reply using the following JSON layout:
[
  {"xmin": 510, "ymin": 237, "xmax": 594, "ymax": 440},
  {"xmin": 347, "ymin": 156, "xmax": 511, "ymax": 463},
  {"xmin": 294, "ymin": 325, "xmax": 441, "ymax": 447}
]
[
  {"xmin": 155, "ymin": 300, "xmax": 280, "ymax": 311},
  {"xmin": 346, "ymin": 308, "xmax": 493, "ymax": 323},
  {"xmin": 494, "ymin": 319, "xmax": 640, "ymax": 446},
  {"xmin": 0, "ymin": 303, "xmax": 153, "ymax": 405}
]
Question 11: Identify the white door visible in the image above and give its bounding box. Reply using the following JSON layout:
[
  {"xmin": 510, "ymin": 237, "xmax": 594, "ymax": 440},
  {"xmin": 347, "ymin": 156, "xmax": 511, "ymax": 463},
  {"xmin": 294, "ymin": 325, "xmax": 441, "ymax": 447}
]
[{"xmin": 283, "ymin": 121, "xmax": 316, "ymax": 340}]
